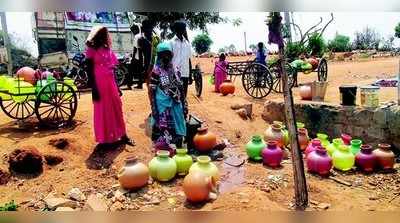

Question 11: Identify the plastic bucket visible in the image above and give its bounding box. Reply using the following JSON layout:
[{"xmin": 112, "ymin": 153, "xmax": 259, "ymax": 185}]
[
  {"xmin": 360, "ymin": 85, "xmax": 379, "ymax": 108},
  {"xmin": 339, "ymin": 85, "xmax": 357, "ymax": 106},
  {"xmin": 312, "ymin": 81, "xmax": 328, "ymax": 101}
]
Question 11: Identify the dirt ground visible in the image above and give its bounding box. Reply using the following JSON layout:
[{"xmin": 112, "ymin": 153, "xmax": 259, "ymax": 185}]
[{"xmin": 0, "ymin": 56, "xmax": 399, "ymax": 211}]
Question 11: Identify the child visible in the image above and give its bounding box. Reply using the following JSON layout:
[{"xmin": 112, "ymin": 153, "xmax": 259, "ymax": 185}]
[
  {"xmin": 149, "ymin": 42, "xmax": 187, "ymax": 151},
  {"xmin": 255, "ymin": 42, "xmax": 267, "ymax": 66},
  {"xmin": 213, "ymin": 53, "xmax": 228, "ymax": 93}
]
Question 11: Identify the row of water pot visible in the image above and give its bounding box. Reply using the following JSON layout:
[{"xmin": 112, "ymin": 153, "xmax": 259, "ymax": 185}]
[{"xmin": 246, "ymin": 121, "xmax": 396, "ymax": 176}]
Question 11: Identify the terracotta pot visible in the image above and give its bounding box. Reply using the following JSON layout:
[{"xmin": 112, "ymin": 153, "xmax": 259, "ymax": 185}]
[
  {"xmin": 219, "ymin": 80, "xmax": 235, "ymax": 96},
  {"xmin": 16, "ymin": 67, "xmax": 36, "ymax": 85},
  {"xmin": 306, "ymin": 146, "xmax": 332, "ymax": 177},
  {"xmin": 355, "ymin": 145, "xmax": 376, "ymax": 173},
  {"xmin": 299, "ymin": 85, "xmax": 312, "ymax": 100},
  {"xmin": 189, "ymin": 155, "xmax": 220, "ymax": 181},
  {"xmin": 373, "ymin": 143, "xmax": 395, "ymax": 170},
  {"xmin": 148, "ymin": 150, "xmax": 177, "ymax": 182},
  {"xmin": 341, "ymin": 133, "xmax": 352, "ymax": 146},
  {"xmin": 264, "ymin": 124, "xmax": 285, "ymax": 148},
  {"xmin": 305, "ymin": 139, "xmax": 322, "ymax": 156},
  {"xmin": 262, "ymin": 141, "xmax": 283, "ymax": 167},
  {"xmin": 193, "ymin": 127, "xmax": 217, "ymax": 152},
  {"xmin": 118, "ymin": 156, "xmax": 149, "ymax": 190},
  {"xmin": 245, "ymin": 135, "xmax": 266, "ymax": 161},
  {"xmin": 332, "ymin": 145, "xmax": 355, "ymax": 171},
  {"xmin": 173, "ymin": 148, "xmax": 193, "ymax": 176},
  {"xmin": 183, "ymin": 171, "xmax": 216, "ymax": 203},
  {"xmin": 297, "ymin": 128, "xmax": 310, "ymax": 151}
]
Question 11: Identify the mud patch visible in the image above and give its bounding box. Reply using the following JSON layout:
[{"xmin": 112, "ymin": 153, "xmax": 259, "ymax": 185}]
[
  {"xmin": 0, "ymin": 169, "xmax": 11, "ymax": 185},
  {"xmin": 8, "ymin": 146, "xmax": 43, "ymax": 175},
  {"xmin": 49, "ymin": 138, "xmax": 70, "ymax": 150},
  {"xmin": 44, "ymin": 155, "xmax": 64, "ymax": 166}
]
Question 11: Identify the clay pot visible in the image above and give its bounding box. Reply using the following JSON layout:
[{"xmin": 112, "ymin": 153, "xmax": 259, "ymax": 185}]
[
  {"xmin": 305, "ymin": 139, "xmax": 322, "ymax": 156},
  {"xmin": 189, "ymin": 156, "xmax": 220, "ymax": 181},
  {"xmin": 299, "ymin": 84, "xmax": 312, "ymax": 100},
  {"xmin": 16, "ymin": 67, "xmax": 36, "ymax": 85},
  {"xmin": 148, "ymin": 150, "xmax": 177, "ymax": 182},
  {"xmin": 317, "ymin": 133, "xmax": 330, "ymax": 148},
  {"xmin": 350, "ymin": 139, "xmax": 362, "ymax": 155},
  {"xmin": 264, "ymin": 124, "xmax": 285, "ymax": 148},
  {"xmin": 245, "ymin": 135, "xmax": 266, "ymax": 161},
  {"xmin": 183, "ymin": 171, "xmax": 216, "ymax": 203},
  {"xmin": 373, "ymin": 143, "xmax": 395, "ymax": 170},
  {"xmin": 262, "ymin": 140, "xmax": 283, "ymax": 167},
  {"xmin": 332, "ymin": 145, "xmax": 355, "ymax": 171},
  {"xmin": 341, "ymin": 133, "xmax": 352, "ymax": 146},
  {"xmin": 118, "ymin": 156, "xmax": 149, "ymax": 190},
  {"xmin": 173, "ymin": 148, "xmax": 193, "ymax": 176},
  {"xmin": 193, "ymin": 127, "xmax": 217, "ymax": 153},
  {"xmin": 297, "ymin": 128, "xmax": 310, "ymax": 151},
  {"xmin": 355, "ymin": 145, "xmax": 376, "ymax": 173},
  {"xmin": 306, "ymin": 146, "xmax": 332, "ymax": 177},
  {"xmin": 219, "ymin": 80, "xmax": 235, "ymax": 96},
  {"xmin": 326, "ymin": 138, "xmax": 343, "ymax": 157}
]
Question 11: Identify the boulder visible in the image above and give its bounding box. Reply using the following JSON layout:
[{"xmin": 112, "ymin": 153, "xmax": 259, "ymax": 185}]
[
  {"xmin": 84, "ymin": 194, "xmax": 108, "ymax": 211},
  {"xmin": 68, "ymin": 188, "xmax": 86, "ymax": 201}
]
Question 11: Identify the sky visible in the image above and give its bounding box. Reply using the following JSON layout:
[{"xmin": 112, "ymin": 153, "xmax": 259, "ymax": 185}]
[{"xmin": 1, "ymin": 12, "xmax": 400, "ymax": 56}]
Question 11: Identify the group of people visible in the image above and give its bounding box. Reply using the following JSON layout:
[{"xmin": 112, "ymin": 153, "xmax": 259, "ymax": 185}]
[{"xmin": 84, "ymin": 19, "xmax": 192, "ymax": 151}]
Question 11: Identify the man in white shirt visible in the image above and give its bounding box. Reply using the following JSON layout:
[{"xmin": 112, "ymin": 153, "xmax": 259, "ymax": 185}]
[
  {"xmin": 128, "ymin": 23, "xmax": 142, "ymax": 89},
  {"xmin": 170, "ymin": 20, "xmax": 192, "ymax": 99}
]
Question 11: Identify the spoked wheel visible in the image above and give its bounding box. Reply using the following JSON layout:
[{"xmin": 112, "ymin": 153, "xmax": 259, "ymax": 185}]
[
  {"xmin": 74, "ymin": 69, "xmax": 88, "ymax": 89},
  {"xmin": 317, "ymin": 58, "xmax": 328, "ymax": 81},
  {"xmin": 192, "ymin": 65, "xmax": 203, "ymax": 97},
  {"xmin": 0, "ymin": 96, "xmax": 35, "ymax": 120},
  {"xmin": 35, "ymin": 81, "xmax": 78, "ymax": 128},
  {"xmin": 242, "ymin": 63, "xmax": 273, "ymax": 99},
  {"xmin": 269, "ymin": 62, "xmax": 296, "ymax": 93},
  {"xmin": 115, "ymin": 65, "xmax": 127, "ymax": 87}
]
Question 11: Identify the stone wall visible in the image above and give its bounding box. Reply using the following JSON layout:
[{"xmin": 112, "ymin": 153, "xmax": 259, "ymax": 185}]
[{"xmin": 262, "ymin": 100, "xmax": 400, "ymax": 153}]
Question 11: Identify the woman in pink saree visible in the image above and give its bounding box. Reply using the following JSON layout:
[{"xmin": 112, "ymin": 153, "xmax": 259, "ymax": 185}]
[
  {"xmin": 85, "ymin": 26, "xmax": 134, "ymax": 147},
  {"xmin": 213, "ymin": 53, "xmax": 228, "ymax": 92}
]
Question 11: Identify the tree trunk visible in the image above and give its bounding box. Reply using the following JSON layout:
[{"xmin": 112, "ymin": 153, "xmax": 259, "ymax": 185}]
[{"xmin": 278, "ymin": 46, "xmax": 308, "ymax": 210}]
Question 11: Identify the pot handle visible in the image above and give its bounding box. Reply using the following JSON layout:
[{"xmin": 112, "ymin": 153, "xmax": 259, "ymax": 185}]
[{"xmin": 117, "ymin": 167, "xmax": 126, "ymax": 178}]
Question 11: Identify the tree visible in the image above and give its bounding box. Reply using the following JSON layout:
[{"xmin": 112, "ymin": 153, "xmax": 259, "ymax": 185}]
[
  {"xmin": 192, "ymin": 33, "xmax": 213, "ymax": 55},
  {"xmin": 327, "ymin": 33, "xmax": 351, "ymax": 52},
  {"xmin": 227, "ymin": 44, "xmax": 236, "ymax": 53},
  {"xmin": 249, "ymin": 44, "xmax": 257, "ymax": 52},
  {"xmin": 395, "ymin": 23, "xmax": 400, "ymax": 38},
  {"xmin": 352, "ymin": 26, "xmax": 381, "ymax": 50},
  {"xmin": 132, "ymin": 12, "xmax": 226, "ymax": 39},
  {"xmin": 231, "ymin": 18, "xmax": 243, "ymax": 27},
  {"xmin": 379, "ymin": 36, "xmax": 395, "ymax": 51}
]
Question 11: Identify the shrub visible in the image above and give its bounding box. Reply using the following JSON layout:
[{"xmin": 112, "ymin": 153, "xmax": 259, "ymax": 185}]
[
  {"xmin": 307, "ymin": 33, "xmax": 326, "ymax": 57},
  {"xmin": 328, "ymin": 34, "xmax": 351, "ymax": 52},
  {"xmin": 285, "ymin": 42, "xmax": 307, "ymax": 62}
]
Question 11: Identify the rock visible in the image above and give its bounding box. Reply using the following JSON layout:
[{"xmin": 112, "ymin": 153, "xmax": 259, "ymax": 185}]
[
  {"xmin": 243, "ymin": 104, "xmax": 253, "ymax": 118},
  {"xmin": 213, "ymin": 142, "xmax": 227, "ymax": 151},
  {"xmin": 49, "ymin": 138, "xmax": 69, "ymax": 150},
  {"xmin": 236, "ymin": 108, "xmax": 248, "ymax": 120},
  {"xmin": 68, "ymin": 188, "xmax": 86, "ymax": 201},
  {"xmin": 208, "ymin": 192, "xmax": 218, "ymax": 200},
  {"xmin": 110, "ymin": 201, "xmax": 124, "ymax": 211},
  {"xmin": 353, "ymin": 178, "xmax": 363, "ymax": 187},
  {"xmin": 85, "ymin": 194, "xmax": 108, "ymax": 211},
  {"xmin": 148, "ymin": 198, "xmax": 160, "ymax": 205},
  {"xmin": 0, "ymin": 169, "xmax": 11, "ymax": 185},
  {"xmin": 234, "ymin": 130, "xmax": 242, "ymax": 138},
  {"xmin": 44, "ymin": 155, "xmax": 63, "ymax": 166},
  {"xmin": 55, "ymin": 207, "xmax": 75, "ymax": 211},
  {"xmin": 230, "ymin": 104, "xmax": 244, "ymax": 110},
  {"xmin": 317, "ymin": 203, "xmax": 331, "ymax": 210},
  {"xmin": 143, "ymin": 194, "xmax": 152, "ymax": 201},
  {"xmin": 8, "ymin": 147, "xmax": 43, "ymax": 174},
  {"xmin": 113, "ymin": 189, "xmax": 126, "ymax": 202},
  {"xmin": 44, "ymin": 197, "xmax": 77, "ymax": 210}
]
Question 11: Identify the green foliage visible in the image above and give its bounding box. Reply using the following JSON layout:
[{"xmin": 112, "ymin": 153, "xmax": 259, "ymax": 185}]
[
  {"xmin": 307, "ymin": 33, "xmax": 326, "ymax": 57},
  {"xmin": 379, "ymin": 36, "xmax": 395, "ymax": 51},
  {"xmin": 353, "ymin": 26, "xmax": 381, "ymax": 50},
  {"xmin": 231, "ymin": 18, "xmax": 243, "ymax": 27},
  {"xmin": 327, "ymin": 34, "xmax": 351, "ymax": 52},
  {"xmin": 249, "ymin": 44, "xmax": 257, "ymax": 52},
  {"xmin": 192, "ymin": 33, "xmax": 213, "ymax": 55},
  {"xmin": 285, "ymin": 42, "xmax": 307, "ymax": 62},
  {"xmin": 395, "ymin": 23, "xmax": 400, "ymax": 38},
  {"xmin": 0, "ymin": 200, "xmax": 17, "ymax": 211}
]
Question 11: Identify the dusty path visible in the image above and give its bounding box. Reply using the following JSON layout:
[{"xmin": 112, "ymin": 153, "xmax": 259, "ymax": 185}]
[{"xmin": 0, "ymin": 57, "xmax": 399, "ymax": 211}]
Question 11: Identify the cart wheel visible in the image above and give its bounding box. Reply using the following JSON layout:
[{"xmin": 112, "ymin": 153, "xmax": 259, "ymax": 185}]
[
  {"xmin": 317, "ymin": 58, "xmax": 328, "ymax": 81},
  {"xmin": 192, "ymin": 66, "xmax": 203, "ymax": 97},
  {"xmin": 115, "ymin": 65, "xmax": 127, "ymax": 87},
  {"xmin": 242, "ymin": 63, "xmax": 272, "ymax": 99},
  {"xmin": 0, "ymin": 96, "xmax": 35, "ymax": 120},
  {"xmin": 35, "ymin": 81, "xmax": 78, "ymax": 128},
  {"xmin": 271, "ymin": 62, "xmax": 296, "ymax": 93}
]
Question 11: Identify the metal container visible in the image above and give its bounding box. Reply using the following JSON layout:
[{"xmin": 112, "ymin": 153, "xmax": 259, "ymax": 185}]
[
  {"xmin": 359, "ymin": 85, "xmax": 379, "ymax": 108},
  {"xmin": 311, "ymin": 81, "xmax": 328, "ymax": 101}
]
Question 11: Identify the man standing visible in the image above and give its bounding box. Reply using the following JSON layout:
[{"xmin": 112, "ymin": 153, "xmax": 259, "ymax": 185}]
[
  {"xmin": 170, "ymin": 20, "xmax": 192, "ymax": 99},
  {"xmin": 127, "ymin": 23, "xmax": 141, "ymax": 89}
]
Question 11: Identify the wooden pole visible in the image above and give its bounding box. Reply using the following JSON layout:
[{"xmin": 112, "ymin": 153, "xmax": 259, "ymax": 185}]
[
  {"xmin": 278, "ymin": 43, "xmax": 308, "ymax": 210},
  {"xmin": 0, "ymin": 12, "xmax": 13, "ymax": 76}
]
